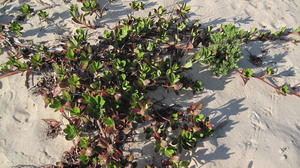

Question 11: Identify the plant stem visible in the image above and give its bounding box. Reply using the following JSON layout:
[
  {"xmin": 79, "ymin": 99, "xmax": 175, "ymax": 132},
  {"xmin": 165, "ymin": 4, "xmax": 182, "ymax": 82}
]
[
  {"xmin": 235, "ymin": 69, "xmax": 300, "ymax": 98},
  {"xmin": 0, "ymin": 70, "xmax": 20, "ymax": 79}
]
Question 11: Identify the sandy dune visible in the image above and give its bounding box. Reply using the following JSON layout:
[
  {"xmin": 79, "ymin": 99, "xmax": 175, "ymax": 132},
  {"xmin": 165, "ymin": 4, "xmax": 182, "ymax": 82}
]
[{"xmin": 0, "ymin": 0, "xmax": 299, "ymax": 167}]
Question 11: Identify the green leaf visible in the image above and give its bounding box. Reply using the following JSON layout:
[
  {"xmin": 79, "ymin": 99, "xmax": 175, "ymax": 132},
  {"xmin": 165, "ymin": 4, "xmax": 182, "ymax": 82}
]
[
  {"xmin": 250, "ymin": 27, "xmax": 258, "ymax": 34},
  {"xmin": 242, "ymin": 68, "xmax": 253, "ymax": 78},
  {"xmin": 193, "ymin": 81, "xmax": 204, "ymax": 92},
  {"xmin": 38, "ymin": 10, "xmax": 48, "ymax": 20},
  {"xmin": 103, "ymin": 30, "xmax": 111, "ymax": 38},
  {"xmin": 179, "ymin": 160, "xmax": 190, "ymax": 167},
  {"xmin": 169, "ymin": 73, "xmax": 180, "ymax": 84},
  {"xmin": 130, "ymin": 1, "xmax": 145, "ymax": 11},
  {"xmin": 89, "ymin": 61, "xmax": 102, "ymax": 73},
  {"xmin": 63, "ymin": 91, "xmax": 72, "ymax": 102},
  {"xmin": 164, "ymin": 148, "xmax": 175, "ymax": 158},
  {"xmin": 49, "ymin": 98, "xmax": 61, "ymax": 109},
  {"xmin": 103, "ymin": 117, "xmax": 115, "ymax": 127},
  {"xmin": 52, "ymin": 64, "xmax": 65, "ymax": 80},
  {"xmin": 265, "ymin": 67, "xmax": 275, "ymax": 76},
  {"xmin": 120, "ymin": 73, "xmax": 126, "ymax": 80},
  {"xmin": 171, "ymin": 113, "xmax": 178, "ymax": 120},
  {"xmin": 183, "ymin": 60, "xmax": 193, "ymax": 69},
  {"xmin": 32, "ymin": 54, "xmax": 41, "ymax": 66},
  {"xmin": 9, "ymin": 22, "xmax": 23, "ymax": 36},
  {"xmin": 66, "ymin": 48, "xmax": 75, "ymax": 59},
  {"xmin": 294, "ymin": 26, "xmax": 300, "ymax": 33},
  {"xmin": 79, "ymin": 136, "xmax": 89, "ymax": 148},
  {"xmin": 79, "ymin": 154, "xmax": 89, "ymax": 164},
  {"xmin": 177, "ymin": 22, "xmax": 186, "ymax": 31},
  {"xmin": 157, "ymin": 6, "xmax": 166, "ymax": 15},
  {"xmin": 91, "ymin": 1, "xmax": 97, "ymax": 8},
  {"xmin": 83, "ymin": 2, "xmax": 90, "ymax": 8},
  {"xmin": 19, "ymin": 4, "xmax": 34, "ymax": 16},
  {"xmin": 91, "ymin": 95, "xmax": 105, "ymax": 108},
  {"xmin": 63, "ymin": 124, "xmax": 79, "ymax": 140},
  {"xmin": 280, "ymin": 85, "xmax": 290, "ymax": 95},
  {"xmin": 71, "ymin": 107, "xmax": 81, "ymax": 116},
  {"xmin": 68, "ymin": 75, "xmax": 80, "ymax": 87},
  {"xmin": 146, "ymin": 42, "xmax": 154, "ymax": 51},
  {"xmin": 196, "ymin": 114, "xmax": 204, "ymax": 122}
]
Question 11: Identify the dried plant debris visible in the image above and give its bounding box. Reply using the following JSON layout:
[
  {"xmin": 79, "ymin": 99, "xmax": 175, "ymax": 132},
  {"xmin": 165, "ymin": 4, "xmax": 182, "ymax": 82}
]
[{"xmin": 42, "ymin": 119, "xmax": 62, "ymax": 138}]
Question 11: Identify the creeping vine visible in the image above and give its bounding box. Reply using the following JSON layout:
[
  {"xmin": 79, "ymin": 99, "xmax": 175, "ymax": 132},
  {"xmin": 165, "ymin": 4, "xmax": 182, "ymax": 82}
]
[{"xmin": 0, "ymin": 1, "xmax": 300, "ymax": 168}]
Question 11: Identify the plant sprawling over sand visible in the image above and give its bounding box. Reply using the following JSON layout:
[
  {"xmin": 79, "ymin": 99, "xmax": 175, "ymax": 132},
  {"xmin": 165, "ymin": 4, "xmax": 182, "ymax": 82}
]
[{"xmin": 0, "ymin": 1, "xmax": 299, "ymax": 167}]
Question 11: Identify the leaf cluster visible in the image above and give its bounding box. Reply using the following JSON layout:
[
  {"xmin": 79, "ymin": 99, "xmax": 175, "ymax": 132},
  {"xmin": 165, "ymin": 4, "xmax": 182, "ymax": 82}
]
[
  {"xmin": 69, "ymin": 0, "xmax": 114, "ymax": 29},
  {"xmin": 18, "ymin": 4, "xmax": 34, "ymax": 20}
]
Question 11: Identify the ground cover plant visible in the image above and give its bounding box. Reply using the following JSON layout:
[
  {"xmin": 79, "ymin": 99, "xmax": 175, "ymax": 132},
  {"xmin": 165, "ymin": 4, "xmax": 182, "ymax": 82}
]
[
  {"xmin": 0, "ymin": 1, "xmax": 300, "ymax": 168},
  {"xmin": 70, "ymin": 0, "xmax": 116, "ymax": 29}
]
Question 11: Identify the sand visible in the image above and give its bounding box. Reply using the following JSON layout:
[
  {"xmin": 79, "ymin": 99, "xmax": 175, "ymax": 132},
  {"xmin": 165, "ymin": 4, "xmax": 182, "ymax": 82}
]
[{"xmin": 0, "ymin": 0, "xmax": 300, "ymax": 167}]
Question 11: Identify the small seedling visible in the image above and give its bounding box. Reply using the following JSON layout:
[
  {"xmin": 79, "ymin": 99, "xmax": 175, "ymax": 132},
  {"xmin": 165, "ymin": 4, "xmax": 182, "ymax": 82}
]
[
  {"xmin": 68, "ymin": 75, "xmax": 80, "ymax": 88},
  {"xmin": 81, "ymin": 0, "xmax": 98, "ymax": 14},
  {"xmin": 38, "ymin": 10, "xmax": 49, "ymax": 21},
  {"xmin": 273, "ymin": 26, "xmax": 286, "ymax": 36},
  {"xmin": 279, "ymin": 84, "xmax": 290, "ymax": 95},
  {"xmin": 63, "ymin": 124, "xmax": 79, "ymax": 140},
  {"xmin": 69, "ymin": 4, "xmax": 95, "ymax": 29},
  {"xmin": 242, "ymin": 68, "xmax": 253, "ymax": 78},
  {"xmin": 130, "ymin": 1, "xmax": 145, "ymax": 11},
  {"xmin": 193, "ymin": 81, "xmax": 204, "ymax": 92},
  {"xmin": 176, "ymin": 3, "xmax": 191, "ymax": 18},
  {"xmin": 31, "ymin": 54, "xmax": 42, "ymax": 67},
  {"xmin": 264, "ymin": 67, "xmax": 275, "ymax": 76},
  {"xmin": 19, "ymin": 4, "xmax": 34, "ymax": 18},
  {"xmin": 9, "ymin": 22, "xmax": 23, "ymax": 36},
  {"xmin": 154, "ymin": 6, "xmax": 166, "ymax": 16}
]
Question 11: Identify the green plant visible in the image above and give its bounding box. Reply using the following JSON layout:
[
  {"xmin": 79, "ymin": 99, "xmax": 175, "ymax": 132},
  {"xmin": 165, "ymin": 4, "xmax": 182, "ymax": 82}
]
[
  {"xmin": 193, "ymin": 81, "xmax": 204, "ymax": 92},
  {"xmin": 242, "ymin": 68, "xmax": 253, "ymax": 78},
  {"xmin": 195, "ymin": 24, "xmax": 248, "ymax": 76},
  {"xmin": 236, "ymin": 67, "xmax": 299, "ymax": 98},
  {"xmin": 31, "ymin": 54, "xmax": 42, "ymax": 67},
  {"xmin": 149, "ymin": 103, "xmax": 212, "ymax": 167},
  {"xmin": 279, "ymin": 84, "xmax": 290, "ymax": 95},
  {"xmin": 0, "ymin": 57, "xmax": 27, "ymax": 72},
  {"xmin": 273, "ymin": 26, "xmax": 287, "ymax": 36},
  {"xmin": 63, "ymin": 124, "xmax": 79, "ymax": 140},
  {"xmin": 69, "ymin": 0, "xmax": 115, "ymax": 29},
  {"xmin": 70, "ymin": 4, "xmax": 95, "ymax": 29},
  {"xmin": 38, "ymin": 10, "xmax": 49, "ymax": 21},
  {"xmin": 81, "ymin": 0, "xmax": 98, "ymax": 14},
  {"xmin": 176, "ymin": 3, "xmax": 191, "ymax": 18},
  {"xmin": 130, "ymin": 1, "xmax": 145, "ymax": 11},
  {"xmin": 264, "ymin": 66, "xmax": 275, "ymax": 76},
  {"xmin": 19, "ymin": 4, "xmax": 34, "ymax": 19},
  {"xmin": 1, "ymin": 2, "xmax": 300, "ymax": 168},
  {"xmin": 0, "ymin": 24, "xmax": 5, "ymax": 35},
  {"xmin": 8, "ymin": 22, "xmax": 23, "ymax": 36},
  {"xmin": 294, "ymin": 26, "xmax": 300, "ymax": 33}
]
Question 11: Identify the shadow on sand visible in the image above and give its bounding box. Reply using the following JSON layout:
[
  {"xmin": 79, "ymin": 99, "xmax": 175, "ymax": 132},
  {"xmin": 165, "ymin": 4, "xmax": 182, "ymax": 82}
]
[{"xmin": 127, "ymin": 91, "xmax": 248, "ymax": 167}]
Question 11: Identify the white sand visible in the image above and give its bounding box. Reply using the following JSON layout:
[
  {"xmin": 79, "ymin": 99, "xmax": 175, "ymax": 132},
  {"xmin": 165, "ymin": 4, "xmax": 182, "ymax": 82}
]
[{"xmin": 0, "ymin": 0, "xmax": 300, "ymax": 167}]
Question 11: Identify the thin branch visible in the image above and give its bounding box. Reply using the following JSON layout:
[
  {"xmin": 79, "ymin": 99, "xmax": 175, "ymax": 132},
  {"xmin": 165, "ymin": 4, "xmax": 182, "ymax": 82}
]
[{"xmin": 0, "ymin": 70, "xmax": 20, "ymax": 79}]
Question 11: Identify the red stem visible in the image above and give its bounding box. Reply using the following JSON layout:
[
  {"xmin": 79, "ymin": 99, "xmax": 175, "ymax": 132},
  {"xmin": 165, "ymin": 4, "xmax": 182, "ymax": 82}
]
[
  {"xmin": 0, "ymin": 70, "xmax": 20, "ymax": 79},
  {"xmin": 235, "ymin": 69, "xmax": 300, "ymax": 99}
]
